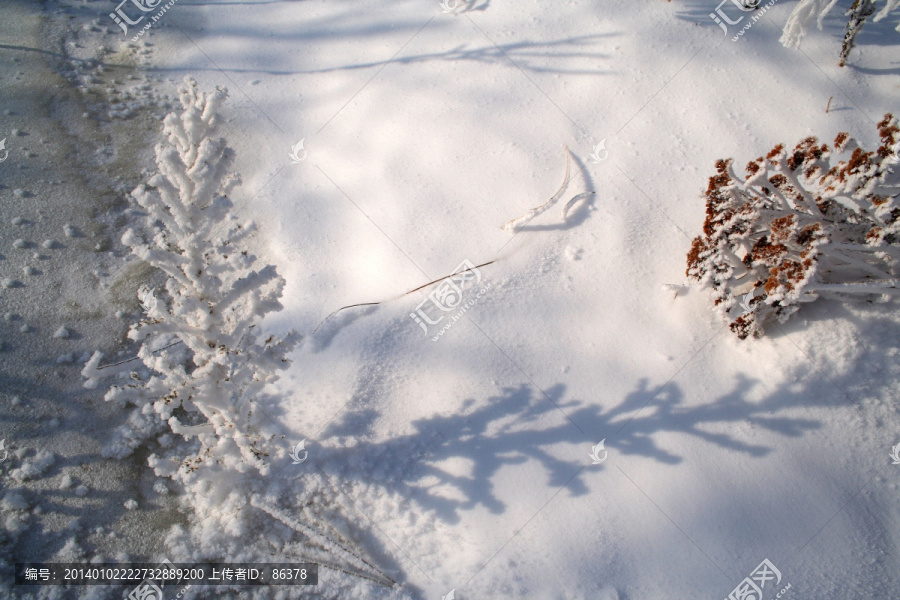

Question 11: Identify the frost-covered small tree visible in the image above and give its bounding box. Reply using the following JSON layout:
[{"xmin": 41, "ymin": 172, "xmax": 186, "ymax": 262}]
[
  {"xmin": 781, "ymin": 0, "xmax": 899, "ymax": 65},
  {"xmin": 83, "ymin": 77, "xmax": 299, "ymax": 484},
  {"xmin": 687, "ymin": 114, "xmax": 900, "ymax": 338},
  {"xmin": 79, "ymin": 79, "xmax": 401, "ymax": 593}
]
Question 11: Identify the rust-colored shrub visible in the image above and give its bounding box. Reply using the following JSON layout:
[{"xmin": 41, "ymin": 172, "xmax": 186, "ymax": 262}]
[{"xmin": 687, "ymin": 115, "xmax": 900, "ymax": 338}]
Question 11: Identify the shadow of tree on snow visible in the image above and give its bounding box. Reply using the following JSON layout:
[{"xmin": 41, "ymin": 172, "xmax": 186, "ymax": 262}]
[{"xmin": 316, "ymin": 371, "xmax": 828, "ymax": 525}]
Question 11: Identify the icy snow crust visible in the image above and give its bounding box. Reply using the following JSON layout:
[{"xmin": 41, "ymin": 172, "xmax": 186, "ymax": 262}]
[{"xmin": 1, "ymin": 0, "xmax": 900, "ymax": 599}]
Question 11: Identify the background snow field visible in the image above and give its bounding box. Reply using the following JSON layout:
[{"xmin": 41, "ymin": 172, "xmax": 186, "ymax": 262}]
[{"xmin": 1, "ymin": 0, "xmax": 899, "ymax": 599}]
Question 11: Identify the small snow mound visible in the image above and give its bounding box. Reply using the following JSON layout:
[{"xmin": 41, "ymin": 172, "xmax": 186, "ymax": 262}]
[
  {"xmin": 23, "ymin": 266, "xmax": 36, "ymax": 276},
  {"xmin": 56, "ymin": 538, "xmax": 85, "ymax": 561},
  {"xmin": 3, "ymin": 493, "xmax": 31, "ymax": 537},
  {"xmin": 12, "ymin": 238, "xmax": 27, "ymax": 248},
  {"xmin": 42, "ymin": 239, "xmax": 56, "ymax": 249},
  {"xmin": 63, "ymin": 224, "xmax": 77, "ymax": 238},
  {"xmin": 57, "ymin": 353, "xmax": 75, "ymax": 364},
  {"xmin": 13, "ymin": 189, "xmax": 29, "ymax": 198},
  {"xmin": 53, "ymin": 326, "xmax": 70, "ymax": 339},
  {"xmin": 124, "ymin": 499, "xmax": 138, "ymax": 510},
  {"xmin": 12, "ymin": 449, "xmax": 55, "ymax": 481},
  {"xmin": 2, "ymin": 278, "xmax": 21, "ymax": 289},
  {"xmin": 59, "ymin": 474, "xmax": 74, "ymax": 490},
  {"xmin": 1, "ymin": 490, "xmax": 29, "ymax": 511},
  {"xmin": 597, "ymin": 586, "xmax": 619, "ymax": 600},
  {"xmin": 74, "ymin": 485, "xmax": 89, "ymax": 497},
  {"xmin": 11, "ymin": 217, "xmax": 24, "ymax": 225},
  {"xmin": 5, "ymin": 513, "xmax": 29, "ymax": 535}
]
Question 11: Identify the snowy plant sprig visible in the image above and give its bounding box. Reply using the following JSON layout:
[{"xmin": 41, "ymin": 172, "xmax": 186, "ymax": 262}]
[
  {"xmin": 687, "ymin": 114, "xmax": 900, "ymax": 338},
  {"xmin": 781, "ymin": 0, "xmax": 899, "ymax": 65},
  {"xmin": 83, "ymin": 77, "xmax": 299, "ymax": 482}
]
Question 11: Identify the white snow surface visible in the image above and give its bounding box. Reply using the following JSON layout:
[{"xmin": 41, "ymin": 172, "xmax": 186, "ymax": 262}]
[{"xmin": 2, "ymin": 1, "xmax": 900, "ymax": 599}]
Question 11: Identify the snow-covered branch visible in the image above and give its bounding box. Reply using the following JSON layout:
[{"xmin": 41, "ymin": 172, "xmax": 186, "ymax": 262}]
[{"xmin": 780, "ymin": 0, "xmax": 841, "ymax": 49}]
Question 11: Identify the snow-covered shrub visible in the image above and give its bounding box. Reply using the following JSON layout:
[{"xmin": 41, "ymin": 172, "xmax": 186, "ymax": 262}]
[
  {"xmin": 687, "ymin": 114, "xmax": 900, "ymax": 338},
  {"xmin": 780, "ymin": 0, "xmax": 899, "ymax": 65},
  {"xmin": 82, "ymin": 77, "xmax": 298, "ymax": 483}
]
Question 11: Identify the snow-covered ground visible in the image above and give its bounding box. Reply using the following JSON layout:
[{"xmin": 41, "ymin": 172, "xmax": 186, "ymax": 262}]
[{"xmin": 2, "ymin": 0, "xmax": 899, "ymax": 598}]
